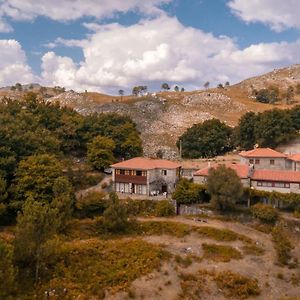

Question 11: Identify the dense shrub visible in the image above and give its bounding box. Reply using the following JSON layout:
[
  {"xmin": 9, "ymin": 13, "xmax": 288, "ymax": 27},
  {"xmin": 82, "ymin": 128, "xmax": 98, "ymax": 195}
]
[
  {"xmin": 255, "ymin": 86, "xmax": 279, "ymax": 103},
  {"xmin": 154, "ymin": 200, "xmax": 175, "ymax": 217},
  {"xmin": 251, "ymin": 203, "xmax": 279, "ymax": 223},
  {"xmin": 172, "ymin": 179, "xmax": 207, "ymax": 204},
  {"xmin": 202, "ymin": 243, "xmax": 242, "ymax": 262},
  {"xmin": 75, "ymin": 191, "xmax": 107, "ymax": 218}
]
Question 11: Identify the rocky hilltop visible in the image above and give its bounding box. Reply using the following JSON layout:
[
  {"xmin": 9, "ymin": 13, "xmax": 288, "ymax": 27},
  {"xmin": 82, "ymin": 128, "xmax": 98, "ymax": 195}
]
[{"xmin": 2, "ymin": 64, "xmax": 300, "ymax": 158}]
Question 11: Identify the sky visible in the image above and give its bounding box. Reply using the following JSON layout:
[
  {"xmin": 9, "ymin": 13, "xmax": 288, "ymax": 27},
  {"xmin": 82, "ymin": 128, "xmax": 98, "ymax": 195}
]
[{"xmin": 1, "ymin": 0, "xmax": 300, "ymax": 94}]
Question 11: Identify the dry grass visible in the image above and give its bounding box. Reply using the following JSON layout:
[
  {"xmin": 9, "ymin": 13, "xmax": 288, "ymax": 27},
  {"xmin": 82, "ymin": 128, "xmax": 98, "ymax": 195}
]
[
  {"xmin": 241, "ymin": 244, "xmax": 265, "ymax": 256},
  {"xmin": 202, "ymin": 243, "xmax": 243, "ymax": 262},
  {"xmin": 34, "ymin": 238, "xmax": 170, "ymax": 299},
  {"xmin": 215, "ymin": 270, "xmax": 260, "ymax": 299}
]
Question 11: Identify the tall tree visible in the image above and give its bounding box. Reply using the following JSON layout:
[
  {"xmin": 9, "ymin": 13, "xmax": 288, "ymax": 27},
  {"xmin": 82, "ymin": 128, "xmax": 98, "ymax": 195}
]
[
  {"xmin": 0, "ymin": 240, "xmax": 16, "ymax": 298},
  {"xmin": 14, "ymin": 199, "xmax": 60, "ymax": 282},
  {"xmin": 206, "ymin": 165, "xmax": 243, "ymax": 211},
  {"xmin": 87, "ymin": 135, "xmax": 116, "ymax": 170},
  {"xmin": 235, "ymin": 112, "xmax": 258, "ymax": 150},
  {"xmin": 204, "ymin": 81, "xmax": 210, "ymax": 89},
  {"xmin": 174, "ymin": 85, "xmax": 179, "ymax": 92},
  {"xmin": 13, "ymin": 154, "xmax": 71, "ymax": 204},
  {"xmin": 103, "ymin": 192, "xmax": 131, "ymax": 233},
  {"xmin": 118, "ymin": 89, "xmax": 124, "ymax": 100}
]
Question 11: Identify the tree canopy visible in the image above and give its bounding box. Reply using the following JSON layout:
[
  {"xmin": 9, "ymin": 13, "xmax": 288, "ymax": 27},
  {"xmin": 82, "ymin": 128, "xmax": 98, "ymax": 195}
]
[
  {"xmin": 206, "ymin": 165, "xmax": 243, "ymax": 211},
  {"xmin": 177, "ymin": 119, "xmax": 232, "ymax": 158}
]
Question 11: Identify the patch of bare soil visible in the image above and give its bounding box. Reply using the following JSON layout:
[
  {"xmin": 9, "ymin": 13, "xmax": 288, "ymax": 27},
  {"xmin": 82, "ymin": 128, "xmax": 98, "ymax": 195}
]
[{"xmin": 109, "ymin": 217, "xmax": 300, "ymax": 300}]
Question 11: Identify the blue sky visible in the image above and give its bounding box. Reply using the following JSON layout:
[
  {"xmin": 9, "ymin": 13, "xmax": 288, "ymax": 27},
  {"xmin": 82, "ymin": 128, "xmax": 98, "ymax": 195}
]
[{"xmin": 0, "ymin": 0, "xmax": 300, "ymax": 93}]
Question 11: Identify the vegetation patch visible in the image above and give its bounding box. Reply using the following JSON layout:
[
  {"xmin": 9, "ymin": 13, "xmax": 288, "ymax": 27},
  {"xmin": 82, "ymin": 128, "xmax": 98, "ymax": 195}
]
[
  {"xmin": 215, "ymin": 270, "xmax": 260, "ymax": 299},
  {"xmin": 138, "ymin": 221, "xmax": 192, "ymax": 238},
  {"xmin": 251, "ymin": 203, "xmax": 279, "ymax": 224},
  {"xmin": 241, "ymin": 244, "xmax": 265, "ymax": 256},
  {"xmin": 195, "ymin": 226, "xmax": 252, "ymax": 244},
  {"xmin": 179, "ymin": 272, "xmax": 209, "ymax": 300},
  {"xmin": 272, "ymin": 225, "xmax": 295, "ymax": 267},
  {"xmin": 202, "ymin": 243, "xmax": 242, "ymax": 262},
  {"xmin": 36, "ymin": 239, "xmax": 170, "ymax": 298}
]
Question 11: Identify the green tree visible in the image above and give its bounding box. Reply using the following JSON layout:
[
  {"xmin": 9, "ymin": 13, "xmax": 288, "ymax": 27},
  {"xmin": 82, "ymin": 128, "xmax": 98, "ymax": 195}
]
[
  {"xmin": 251, "ymin": 203, "xmax": 279, "ymax": 224},
  {"xmin": 255, "ymin": 86, "xmax": 279, "ymax": 104},
  {"xmin": 206, "ymin": 165, "xmax": 243, "ymax": 211},
  {"xmin": 234, "ymin": 112, "xmax": 258, "ymax": 150},
  {"xmin": 14, "ymin": 199, "xmax": 60, "ymax": 282},
  {"xmin": 174, "ymin": 85, "xmax": 179, "ymax": 92},
  {"xmin": 87, "ymin": 136, "xmax": 115, "ymax": 170},
  {"xmin": 254, "ymin": 109, "xmax": 296, "ymax": 147},
  {"xmin": 161, "ymin": 83, "xmax": 170, "ymax": 91},
  {"xmin": 13, "ymin": 154, "xmax": 68, "ymax": 203},
  {"xmin": 103, "ymin": 192, "xmax": 130, "ymax": 233},
  {"xmin": 177, "ymin": 119, "xmax": 233, "ymax": 158},
  {"xmin": 0, "ymin": 240, "xmax": 16, "ymax": 298},
  {"xmin": 285, "ymin": 86, "xmax": 294, "ymax": 104}
]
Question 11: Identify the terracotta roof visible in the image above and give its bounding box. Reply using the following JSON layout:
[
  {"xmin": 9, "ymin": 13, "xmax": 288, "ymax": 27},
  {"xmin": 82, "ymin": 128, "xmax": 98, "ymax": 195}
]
[
  {"xmin": 287, "ymin": 154, "xmax": 300, "ymax": 162},
  {"xmin": 252, "ymin": 169, "xmax": 300, "ymax": 183},
  {"xmin": 194, "ymin": 163, "xmax": 249, "ymax": 179},
  {"xmin": 111, "ymin": 157, "xmax": 181, "ymax": 170},
  {"xmin": 239, "ymin": 148, "xmax": 286, "ymax": 158}
]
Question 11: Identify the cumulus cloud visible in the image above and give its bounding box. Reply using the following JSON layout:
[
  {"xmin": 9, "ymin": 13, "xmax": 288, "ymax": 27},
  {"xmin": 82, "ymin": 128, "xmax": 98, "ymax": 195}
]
[
  {"xmin": 228, "ymin": 0, "xmax": 300, "ymax": 31},
  {"xmin": 0, "ymin": 0, "xmax": 170, "ymax": 32},
  {"xmin": 39, "ymin": 16, "xmax": 300, "ymax": 93},
  {"xmin": 0, "ymin": 40, "xmax": 34, "ymax": 86}
]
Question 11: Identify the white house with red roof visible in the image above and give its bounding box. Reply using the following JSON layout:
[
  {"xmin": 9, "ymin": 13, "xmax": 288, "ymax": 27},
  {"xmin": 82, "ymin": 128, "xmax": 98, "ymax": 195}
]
[
  {"xmin": 194, "ymin": 148, "xmax": 300, "ymax": 196},
  {"xmin": 111, "ymin": 157, "xmax": 181, "ymax": 196}
]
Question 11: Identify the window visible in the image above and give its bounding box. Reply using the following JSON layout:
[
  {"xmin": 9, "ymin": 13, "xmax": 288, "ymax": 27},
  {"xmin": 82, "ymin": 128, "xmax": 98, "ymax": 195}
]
[
  {"xmin": 249, "ymin": 159, "xmax": 254, "ymax": 164},
  {"xmin": 284, "ymin": 183, "xmax": 290, "ymax": 188},
  {"xmin": 255, "ymin": 159, "xmax": 260, "ymax": 165},
  {"xmin": 125, "ymin": 170, "xmax": 130, "ymax": 175},
  {"xmin": 120, "ymin": 169, "xmax": 125, "ymax": 175},
  {"xmin": 257, "ymin": 181, "xmax": 262, "ymax": 186},
  {"xmin": 162, "ymin": 170, "xmax": 167, "ymax": 176},
  {"xmin": 116, "ymin": 169, "xmax": 121, "ymax": 175},
  {"xmin": 136, "ymin": 170, "xmax": 142, "ymax": 176},
  {"xmin": 142, "ymin": 171, "xmax": 147, "ymax": 176},
  {"xmin": 270, "ymin": 159, "xmax": 275, "ymax": 165}
]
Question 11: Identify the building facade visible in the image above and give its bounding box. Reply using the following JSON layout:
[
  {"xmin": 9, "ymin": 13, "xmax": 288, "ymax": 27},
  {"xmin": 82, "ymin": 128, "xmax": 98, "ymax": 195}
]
[
  {"xmin": 194, "ymin": 148, "xmax": 300, "ymax": 195},
  {"xmin": 111, "ymin": 157, "xmax": 181, "ymax": 196}
]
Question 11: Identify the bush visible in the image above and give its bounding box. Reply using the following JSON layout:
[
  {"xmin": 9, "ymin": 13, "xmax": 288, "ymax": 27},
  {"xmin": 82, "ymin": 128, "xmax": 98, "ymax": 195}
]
[
  {"xmin": 75, "ymin": 191, "xmax": 107, "ymax": 218},
  {"xmin": 251, "ymin": 203, "xmax": 279, "ymax": 223},
  {"xmin": 103, "ymin": 192, "xmax": 133, "ymax": 233},
  {"xmin": 215, "ymin": 271, "xmax": 260, "ymax": 299},
  {"xmin": 126, "ymin": 199, "xmax": 157, "ymax": 216},
  {"xmin": 155, "ymin": 200, "xmax": 175, "ymax": 217}
]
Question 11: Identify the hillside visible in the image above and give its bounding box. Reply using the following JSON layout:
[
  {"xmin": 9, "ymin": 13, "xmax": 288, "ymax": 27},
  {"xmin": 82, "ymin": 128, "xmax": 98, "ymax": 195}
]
[{"xmin": 2, "ymin": 64, "xmax": 300, "ymax": 158}]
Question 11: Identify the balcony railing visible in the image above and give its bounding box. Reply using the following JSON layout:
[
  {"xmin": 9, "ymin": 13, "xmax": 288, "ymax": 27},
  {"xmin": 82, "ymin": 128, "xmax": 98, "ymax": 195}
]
[{"xmin": 115, "ymin": 174, "xmax": 147, "ymax": 184}]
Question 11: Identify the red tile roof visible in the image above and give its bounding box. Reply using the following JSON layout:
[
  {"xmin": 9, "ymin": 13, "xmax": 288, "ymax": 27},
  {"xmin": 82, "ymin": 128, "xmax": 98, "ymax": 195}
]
[
  {"xmin": 288, "ymin": 154, "xmax": 300, "ymax": 162},
  {"xmin": 111, "ymin": 157, "xmax": 181, "ymax": 170},
  {"xmin": 239, "ymin": 148, "xmax": 286, "ymax": 158},
  {"xmin": 194, "ymin": 163, "xmax": 249, "ymax": 179},
  {"xmin": 252, "ymin": 169, "xmax": 300, "ymax": 183}
]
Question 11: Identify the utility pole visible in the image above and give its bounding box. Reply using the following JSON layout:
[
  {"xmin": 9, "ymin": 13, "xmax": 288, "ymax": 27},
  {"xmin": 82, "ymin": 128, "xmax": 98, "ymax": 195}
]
[{"xmin": 179, "ymin": 139, "xmax": 182, "ymax": 160}]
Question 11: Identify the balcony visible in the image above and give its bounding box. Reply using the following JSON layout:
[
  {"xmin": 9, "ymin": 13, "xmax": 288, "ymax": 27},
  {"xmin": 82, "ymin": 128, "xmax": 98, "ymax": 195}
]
[{"xmin": 115, "ymin": 174, "xmax": 147, "ymax": 184}]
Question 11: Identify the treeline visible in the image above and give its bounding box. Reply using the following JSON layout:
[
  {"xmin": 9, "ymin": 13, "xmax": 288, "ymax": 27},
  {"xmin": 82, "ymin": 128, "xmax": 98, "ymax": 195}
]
[
  {"xmin": 178, "ymin": 106, "xmax": 300, "ymax": 158},
  {"xmin": 0, "ymin": 92, "xmax": 142, "ymax": 224}
]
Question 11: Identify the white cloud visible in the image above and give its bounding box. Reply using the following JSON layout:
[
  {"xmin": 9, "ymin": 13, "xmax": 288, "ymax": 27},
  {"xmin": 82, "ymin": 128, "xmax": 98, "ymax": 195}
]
[
  {"xmin": 39, "ymin": 16, "xmax": 300, "ymax": 93},
  {"xmin": 0, "ymin": 0, "xmax": 170, "ymax": 32},
  {"xmin": 228, "ymin": 0, "xmax": 300, "ymax": 32},
  {"xmin": 0, "ymin": 40, "xmax": 34, "ymax": 86}
]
